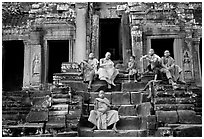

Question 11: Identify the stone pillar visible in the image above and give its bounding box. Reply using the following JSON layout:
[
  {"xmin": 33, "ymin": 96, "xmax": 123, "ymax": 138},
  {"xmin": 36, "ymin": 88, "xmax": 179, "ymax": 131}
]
[
  {"xmin": 92, "ymin": 14, "xmax": 100, "ymax": 59},
  {"xmin": 23, "ymin": 41, "xmax": 31, "ymax": 88},
  {"xmin": 192, "ymin": 38, "xmax": 201, "ymax": 85},
  {"xmin": 74, "ymin": 4, "xmax": 87, "ymax": 63}
]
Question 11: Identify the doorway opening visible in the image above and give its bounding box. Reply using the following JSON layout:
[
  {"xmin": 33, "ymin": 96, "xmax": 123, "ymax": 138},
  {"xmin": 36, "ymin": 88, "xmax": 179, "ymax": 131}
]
[
  {"xmin": 2, "ymin": 40, "xmax": 24, "ymax": 91},
  {"xmin": 47, "ymin": 40, "xmax": 69, "ymax": 83},
  {"xmin": 99, "ymin": 18, "xmax": 122, "ymax": 60},
  {"xmin": 151, "ymin": 38, "xmax": 174, "ymax": 58}
]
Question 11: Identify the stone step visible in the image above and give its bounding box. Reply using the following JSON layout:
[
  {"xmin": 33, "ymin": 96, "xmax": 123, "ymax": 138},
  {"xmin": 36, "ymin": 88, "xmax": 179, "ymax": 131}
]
[
  {"xmin": 82, "ymin": 102, "xmax": 152, "ymax": 117},
  {"xmin": 121, "ymin": 82, "xmax": 146, "ymax": 92},
  {"xmin": 2, "ymin": 110, "xmax": 30, "ymax": 115},
  {"xmin": 156, "ymin": 110, "xmax": 202, "ymax": 125},
  {"xmin": 154, "ymin": 104, "xmax": 195, "ymax": 111},
  {"xmin": 28, "ymin": 131, "xmax": 78, "ymax": 137},
  {"xmin": 48, "ymin": 115, "xmax": 66, "ymax": 123},
  {"xmin": 172, "ymin": 124, "xmax": 202, "ymax": 137},
  {"xmin": 49, "ymin": 110, "xmax": 68, "ymax": 116},
  {"xmin": 52, "ymin": 98, "xmax": 70, "ymax": 104},
  {"xmin": 83, "ymin": 91, "xmax": 148, "ymax": 105},
  {"xmin": 79, "ymin": 127, "xmax": 148, "ymax": 137},
  {"xmin": 45, "ymin": 122, "xmax": 66, "ymax": 129},
  {"xmin": 50, "ymin": 104, "xmax": 69, "ymax": 111},
  {"xmin": 2, "ymin": 106, "xmax": 31, "ymax": 111},
  {"xmin": 155, "ymin": 90, "xmax": 194, "ymax": 98},
  {"xmin": 52, "ymin": 94, "xmax": 70, "ymax": 98},
  {"xmin": 79, "ymin": 115, "xmax": 156, "ymax": 131},
  {"xmin": 2, "ymin": 114, "xmax": 27, "ymax": 121},
  {"xmin": 154, "ymin": 97, "xmax": 195, "ymax": 104},
  {"xmin": 57, "ymin": 81, "xmax": 88, "ymax": 92},
  {"xmin": 26, "ymin": 110, "xmax": 48, "ymax": 123}
]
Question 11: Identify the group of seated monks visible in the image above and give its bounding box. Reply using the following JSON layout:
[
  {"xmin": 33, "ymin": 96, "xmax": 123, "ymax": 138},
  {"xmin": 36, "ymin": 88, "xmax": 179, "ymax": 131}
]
[
  {"xmin": 83, "ymin": 49, "xmax": 185, "ymax": 132},
  {"xmin": 80, "ymin": 49, "xmax": 185, "ymax": 90}
]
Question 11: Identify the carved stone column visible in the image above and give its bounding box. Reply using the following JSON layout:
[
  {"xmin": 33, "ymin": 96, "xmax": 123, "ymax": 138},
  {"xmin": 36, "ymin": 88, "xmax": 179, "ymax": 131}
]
[
  {"xmin": 23, "ymin": 41, "xmax": 32, "ymax": 88},
  {"xmin": 74, "ymin": 3, "xmax": 87, "ymax": 63}
]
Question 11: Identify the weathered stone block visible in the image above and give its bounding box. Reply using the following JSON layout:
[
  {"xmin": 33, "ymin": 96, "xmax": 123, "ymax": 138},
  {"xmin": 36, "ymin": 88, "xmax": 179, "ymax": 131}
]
[
  {"xmin": 140, "ymin": 115, "xmax": 156, "ymax": 130},
  {"xmin": 56, "ymin": 131, "xmax": 78, "ymax": 137},
  {"xmin": 154, "ymin": 104, "xmax": 177, "ymax": 111},
  {"xmin": 52, "ymin": 98, "xmax": 70, "ymax": 104},
  {"xmin": 112, "ymin": 92, "xmax": 130, "ymax": 105},
  {"xmin": 52, "ymin": 94, "xmax": 69, "ymax": 98},
  {"xmin": 155, "ymin": 127, "xmax": 173, "ymax": 137},
  {"xmin": 48, "ymin": 115, "xmax": 65, "ymax": 123},
  {"xmin": 131, "ymin": 92, "xmax": 142, "ymax": 104},
  {"xmin": 26, "ymin": 110, "xmax": 48, "ymax": 122},
  {"xmin": 142, "ymin": 93, "xmax": 150, "ymax": 102},
  {"xmin": 90, "ymin": 80, "xmax": 108, "ymax": 92},
  {"xmin": 64, "ymin": 82, "xmax": 88, "ymax": 92},
  {"xmin": 173, "ymin": 125, "xmax": 202, "ymax": 137},
  {"xmin": 154, "ymin": 98, "xmax": 176, "ymax": 104},
  {"xmin": 156, "ymin": 111, "xmax": 178, "ymax": 124},
  {"xmin": 155, "ymin": 90, "xmax": 174, "ymax": 97},
  {"xmin": 137, "ymin": 130, "xmax": 148, "ymax": 137},
  {"xmin": 176, "ymin": 98, "xmax": 195, "ymax": 104},
  {"xmin": 93, "ymin": 130, "xmax": 118, "ymax": 137},
  {"xmin": 176, "ymin": 104, "xmax": 194, "ymax": 110},
  {"xmin": 49, "ymin": 110, "xmax": 68, "ymax": 116},
  {"xmin": 78, "ymin": 128, "xmax": 94, "ymax": 137},
  {"xmin": 118, "ymin": 105, "xmax": 137, "ymax": 116},
  {"xmin": 117, "ymin": 116, "xmax": 141, "ymax": 130},
  {"xmin": 50, "ymin": 104, "xmax": 68, "ymax": 111},
  {"xmin": 137, "ymin": 102, "xmax": 152, "ymax": 116},
  {"xmin": 122, "ymin": 82, "xmax": 146, "ymax": 92},
  {"xmin": 177, "ymin": 110, "xmax": 202, "ymax": 124}
]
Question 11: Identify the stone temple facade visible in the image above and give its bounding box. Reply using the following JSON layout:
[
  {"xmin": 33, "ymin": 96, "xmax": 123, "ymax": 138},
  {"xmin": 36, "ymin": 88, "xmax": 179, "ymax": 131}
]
[
  {"xmin": 2, "ymin": 2, "xmax": 202, "ymax": 137},
  {"xmin": 2, "ymin": 2, "xmax": 202, "ymax": 91}
]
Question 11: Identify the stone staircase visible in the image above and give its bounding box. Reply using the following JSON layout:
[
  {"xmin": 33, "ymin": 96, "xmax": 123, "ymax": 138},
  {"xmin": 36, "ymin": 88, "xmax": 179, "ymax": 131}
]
[
  {"xmin": 153, "ymin": 84, "xmax": 202, "ymax": 137},
  {"xmin": 2, "ymin": 66, "xmax": 202, "ymax": 137}
]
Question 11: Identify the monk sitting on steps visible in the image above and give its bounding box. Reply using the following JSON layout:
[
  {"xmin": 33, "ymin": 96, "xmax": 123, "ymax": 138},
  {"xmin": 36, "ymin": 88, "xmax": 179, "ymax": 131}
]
[{"xmin": 88, "ymin": 90, "xmax": 119, "ymax": 132}]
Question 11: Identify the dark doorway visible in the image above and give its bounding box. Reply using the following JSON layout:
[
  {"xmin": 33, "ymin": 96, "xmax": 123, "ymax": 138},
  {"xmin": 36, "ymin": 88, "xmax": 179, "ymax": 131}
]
[
  {"xmin": 2, "ymin": 40, "xmax": 24, "ymax": 91},
  {"xmin": 47, "ymin": 40, "xmax": 69, "ymax": 83},
  {"xmin": 151, "ymin": 38, "xmax": 174, "ymax": 58},
  {"xmin": 99, "ymin": 18, "xmax": 122, "ymax": 60}
]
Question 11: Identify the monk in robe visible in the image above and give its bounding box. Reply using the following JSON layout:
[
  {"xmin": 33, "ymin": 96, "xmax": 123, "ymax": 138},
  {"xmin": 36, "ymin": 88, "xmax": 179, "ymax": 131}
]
[
  {"xmin": 98, "ymin": 52, "xmax": 119, "ymax": 89},
  {"xmin": 161, "ymin": 50, "xmax": 185, "ymax": 84},
  {"xmin": 140, "ymin": 49, "xmax": 161, "ymax": 80},
  {"xmin": 88, "ymin": 90, "xmax": 119, "ymax": 132},
  {"xmin": 81, "ymin": 53, "xmax": 99, "ymax": 89}
]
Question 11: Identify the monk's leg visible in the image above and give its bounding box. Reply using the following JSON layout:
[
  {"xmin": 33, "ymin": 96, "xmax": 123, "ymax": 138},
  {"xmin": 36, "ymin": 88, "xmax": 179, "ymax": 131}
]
[{"xmin": 88, "ymin": 110, "xmax": 98, "ymax": 130}]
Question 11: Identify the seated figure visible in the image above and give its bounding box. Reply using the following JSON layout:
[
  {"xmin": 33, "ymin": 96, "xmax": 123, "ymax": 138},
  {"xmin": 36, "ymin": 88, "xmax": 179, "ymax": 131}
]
[
  {"xmin": 140, "ymin": 49, "xmax": 161, "ymax": 80},
  {"xmin": 97, "ymin": 52, "xmax": 119, "ymax": 89},
  {"xmin": 127, "ymin": 56, "xmax": 139, "ymax": 82},
  {"xmin": 160, "ymin": 50, "xmax": 185, "ymax": 84},
  {"xmin": 88, "ymin": 90, "xmax": 119, "ymax": 132},
  {"xmin": 81, "ymin": 53, "xmax": 99, "ymax": 89}
]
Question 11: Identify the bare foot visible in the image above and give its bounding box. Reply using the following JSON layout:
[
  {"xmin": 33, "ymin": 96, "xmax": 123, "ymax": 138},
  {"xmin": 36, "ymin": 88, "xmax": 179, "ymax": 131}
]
[
  {"xmin": 147, "ymin": 94, "xmax": 151, "ymax": 99},
  {"xmin": 112, "ymin": 127, "xmax": 118, "ymax": 133},
  {"xmin": 108, "ymin": 84, "xmax": 111, "ymax": 89},
  {"xmin": 91, "ymin": 126, "xmax": 97, "ymax": 132}
]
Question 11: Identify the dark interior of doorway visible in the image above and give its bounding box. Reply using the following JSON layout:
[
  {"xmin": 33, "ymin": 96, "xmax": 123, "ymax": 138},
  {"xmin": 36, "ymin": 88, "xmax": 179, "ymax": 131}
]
[
  {"xmin": 48, "ymin": 40, "xmax": 69, "ymax": 83},
  {"xmin": 151, "ymin": 38, "xmax": 174, "ymax": 58},
  {"xmin": 2, "ymin": 40, "xmax": 24, "ymax": 91},
  {"xmin": 99, "ymin": 18, "xmax": 122, "ymax": 60}
]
